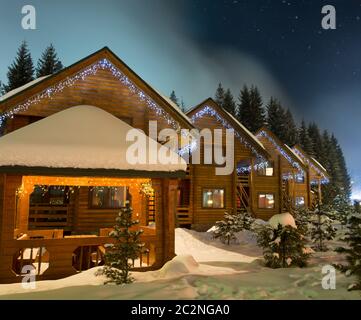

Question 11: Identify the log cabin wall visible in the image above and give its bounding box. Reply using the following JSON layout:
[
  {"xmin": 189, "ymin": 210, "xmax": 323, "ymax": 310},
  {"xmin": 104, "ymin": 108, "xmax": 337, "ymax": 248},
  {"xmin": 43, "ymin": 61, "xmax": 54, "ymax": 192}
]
[
  {"xmin": 256, "ymin": 134, "xmax": 309, "ymax": 213},
  {"xmin": 188, "ymin": 109, "xmax": 255, "ymax": 226},
  {"xmin": 4, "ymin": 68, "xmax": 171, "ymax": 135}
]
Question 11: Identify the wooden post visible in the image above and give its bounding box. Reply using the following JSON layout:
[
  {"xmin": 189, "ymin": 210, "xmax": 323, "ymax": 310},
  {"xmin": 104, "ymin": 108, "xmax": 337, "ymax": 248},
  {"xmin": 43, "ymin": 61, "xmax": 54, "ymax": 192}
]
[
  {"xmin": 318, "ymin": 177, "xmax": 322, "ymax": 204},
  {"xmin": 249, "ymin": 157, "xmax": 255, "ymax": 215},
  {"xmin": 0, "ymin": 174, "xmax": 23, "ymax": 283},
  {"xmin": 306, "ymin": 170, "xmax": 311, "ymax": 209},
  {"xmin": 278, "ymin": 155, "xmax": 283, "ymax": 213},
  {"xmin": 163, "ymin": 179, "xmax": 177, "ymax": 262},
  {"xmin": 152, "ymin": 178, "xmax": 166, "ymax": 269},
  {"xmin": 232, "ymin": 157, "xmax": 237, "ymax": 214}
]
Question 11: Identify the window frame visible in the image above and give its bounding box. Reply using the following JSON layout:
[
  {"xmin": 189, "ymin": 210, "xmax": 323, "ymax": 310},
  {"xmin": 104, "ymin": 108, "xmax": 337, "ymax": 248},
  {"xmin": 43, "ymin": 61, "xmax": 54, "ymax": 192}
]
[
  {"xmin": 201, "ymin": 188, "xmax": 226, "ymax": 209},
  {"xmin": 88, "ymin": 186, "xmax": 129, "ymax": 210},
  {"xmin": 256, "ymin": 161, "xmax": 275, "ymax": 177},
  {"xmin": 257, "ymin": 193, "xmax": 276, "ymax": 209},
  {"xmin": 295, "ymin": 196, "xmax": 306, "ymax": 208}
]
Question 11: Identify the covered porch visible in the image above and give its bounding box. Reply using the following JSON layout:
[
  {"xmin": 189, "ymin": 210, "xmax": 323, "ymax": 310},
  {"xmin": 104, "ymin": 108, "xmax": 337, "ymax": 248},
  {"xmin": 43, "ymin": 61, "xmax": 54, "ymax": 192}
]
[{"xmin": 0, "ymin": 106, "xmax": 186, "ymax": 283}]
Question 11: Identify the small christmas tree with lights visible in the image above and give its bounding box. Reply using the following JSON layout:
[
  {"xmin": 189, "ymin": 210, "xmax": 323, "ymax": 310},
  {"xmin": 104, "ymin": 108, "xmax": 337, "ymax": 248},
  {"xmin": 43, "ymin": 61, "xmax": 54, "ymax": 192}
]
[{"xmin": 100, "ymin": 203, "xmax": 144, "ymax": 284}]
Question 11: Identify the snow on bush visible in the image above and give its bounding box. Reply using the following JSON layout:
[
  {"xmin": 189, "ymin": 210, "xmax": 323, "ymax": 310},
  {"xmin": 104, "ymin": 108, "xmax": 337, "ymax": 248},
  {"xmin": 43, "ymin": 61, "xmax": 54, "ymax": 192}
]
[
  {"xmin": 212, "ymin": 211, "xmax": 255, "ymax": 245},
  {"xmin": 269, "ymin": 212, "xmax": 297, "ymax": 230},
  {"xmin": 256, "ymin": 213, "xmax": 311, "ymax": 268}
]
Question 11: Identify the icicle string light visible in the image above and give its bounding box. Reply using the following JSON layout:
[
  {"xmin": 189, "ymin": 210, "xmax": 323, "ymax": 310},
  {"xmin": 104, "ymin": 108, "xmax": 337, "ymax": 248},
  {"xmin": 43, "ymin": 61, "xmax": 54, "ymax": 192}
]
[
  {"xmin": 0, "ymin": 59, "xmax": 180, "ymax": 131},
  {"xmin": 292, "ymin": 148, "xmax": 330, "ymax": 184},
  {"xmin": 190, "ymin": 105, "xmax": 266, "ymax": 162},
  {"xmin": 256, "ymin": 130, "xmax": 305, "ymax": 175}
]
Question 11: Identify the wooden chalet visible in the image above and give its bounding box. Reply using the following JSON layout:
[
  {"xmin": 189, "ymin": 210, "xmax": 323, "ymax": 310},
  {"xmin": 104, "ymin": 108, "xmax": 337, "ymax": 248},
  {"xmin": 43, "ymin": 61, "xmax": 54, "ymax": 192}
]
[
  {"xmin": 184, "ymin": 98, "xmax": 272, "ymax": 226},
  {"xmin": 0, "ymin": 47, "xmax": 193, "ymax": 283},
  {"xmin": 255, "ymin": 127, "xmax": 310, "ymax": 214},
  {"xmin": 0, "ymin": 47, "xmax": 331, "ymax": 283},
  {"xmin": 292, "ymin": 144, "xmax": 330, "ymax": 205}
]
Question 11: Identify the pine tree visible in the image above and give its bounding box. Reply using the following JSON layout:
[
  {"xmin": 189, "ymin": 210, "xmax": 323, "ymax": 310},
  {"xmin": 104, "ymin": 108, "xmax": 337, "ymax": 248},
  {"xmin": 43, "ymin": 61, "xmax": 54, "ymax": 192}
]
[
  {"xmin": 36, "ymin": 44, "xmax": 63, "ymax": 77},
  {"xmin": 237, "ymin": 85, "xmax": 251, "ymax": 126},
  {"xmin": 256, "ymin": 215, "xmax": 311, "ymax": 268},
  {"xmin": 333, "ymin": 135, "xmax": 352, "ymax": 199},
  {"xmin": 308, "ymin": 123, "xmax": 324, "ymax": 161},
  {"xmin": 236, "ymin": 85, "xmax": 265, "ymax": 133},
  {"xmin": 4, "ymin": 41, "xmax": 34, "ymax": 92},
  {"xmin": 180, "ymin": 98, "xmax": 186, "ymax": 113},
  {"xmin": 215, "ymin": 83, "xmax": 225, "ymax": 107},
  {"xmin": 0, "ymin": 81, "xmax": 4, "ymax": 96},
  {"xmin": 239, "ymin": 210, "xmax": 255, "ymax": 231},
  {"xmin": 355, "ymin": 201, "xmax": 361, "ymax": 213},
  {"xmin": 298, "ymin": 120, "xmax": 313, "ymax": 155},
  {"xmin": 169, "ymin": 90, "xmax": 179, "ymax": 106},
  {"xmin": 335, "ymin": 210, "xmax": 361, "ymax": 291},
  {"xmin": 266, "ymin": 97, "xmax": 286, "ymax": 138},
  {"xmin": 309, "ymin": 203, "xmax": 336, "ymax": 251},
  {"xmin": 223, "ymin": 89, "xmax": 236, "ymax": 115},
  {"xmin": 249, "ymin": 86, "xmax": 266, "ymax": 132},
  {"xmin": 213, "ymin": 211, "xmax": 242, "ymax": 245},
  {"xmin": 99, "ymin": 204, "xmax": 144, "ymax": 284},
  {"xmin": 283, "ymin": 108, "xmax": 298, "ymax": 146}
]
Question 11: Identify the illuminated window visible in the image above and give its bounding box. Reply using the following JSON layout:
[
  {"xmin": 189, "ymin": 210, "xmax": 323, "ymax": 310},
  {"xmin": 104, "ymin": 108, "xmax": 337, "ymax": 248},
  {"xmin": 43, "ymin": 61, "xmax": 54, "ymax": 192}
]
[
  {"xmin": 202, "ymin": 189, "xmax": 225, "ymax": 209},
  {"xmin": 258, "ymin": 194, "xmax": 275, "ymax": 209},
  {"xmin": 295, "ymin": 196, "xmax": 305, "ymax": 208},
  {"xmin": 295, "ymin": 173, "xmax": 305, "ymax": 183},
  {"xmin": 257, "ymin": 162, "xmax": 274, "ymax": 176},
  {"xmin": 90, "ymin": 187, "xmax": 128, "ymax": 209}
]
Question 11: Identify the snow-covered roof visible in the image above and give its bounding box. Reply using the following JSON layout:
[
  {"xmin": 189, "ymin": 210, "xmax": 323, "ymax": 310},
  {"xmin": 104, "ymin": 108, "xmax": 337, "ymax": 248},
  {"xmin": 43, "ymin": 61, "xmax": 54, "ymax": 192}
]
[
  {"xmin": 0, "ymin": 105, "xmax": 186, "ymax": 174},
  {"xmin": 285, "ymin": 144, "xmax": 304, "ymax": 165},
  {"xmin": 147, "ymin": 86, "xmax": 194, "ymax": 128},
  {"xmin": 0, "ymin": 76, "xmax": 49, "ymax": 102},
  {"xmin": 311, "ymin": 157, "xmax": 327, "ymax": 172},
  {"xmin": 223, "ymin": 109, "xmax": 266, "ymax": 151}
]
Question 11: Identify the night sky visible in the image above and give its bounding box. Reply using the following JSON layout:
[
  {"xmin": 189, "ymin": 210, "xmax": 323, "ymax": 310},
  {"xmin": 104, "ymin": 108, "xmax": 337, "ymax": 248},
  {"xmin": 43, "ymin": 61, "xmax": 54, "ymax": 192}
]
[{"xmin": 0, "ymin": 0, "xmax": 360, "ymax": 198}]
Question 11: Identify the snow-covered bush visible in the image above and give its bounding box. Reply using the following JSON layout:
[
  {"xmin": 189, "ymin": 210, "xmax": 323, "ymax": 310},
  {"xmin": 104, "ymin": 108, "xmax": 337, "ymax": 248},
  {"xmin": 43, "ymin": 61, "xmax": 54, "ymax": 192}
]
[
  {"xmin": 335, "ymin": 211, "xmax": 361, "ymax": 291},
  {"xmin": 256, "ymin": 213, "xmax": 312, "ymax": 268},
  {"xmin": 239, "ymin": 210, "xmax": 255, "ymax": 231},
  {"xmin": 213, "ymin": 211, "xmax": 243, "ymax": 245},
  {"xmin": 98, "ymin": 204, "xmax": 144, "ymax": 284}
]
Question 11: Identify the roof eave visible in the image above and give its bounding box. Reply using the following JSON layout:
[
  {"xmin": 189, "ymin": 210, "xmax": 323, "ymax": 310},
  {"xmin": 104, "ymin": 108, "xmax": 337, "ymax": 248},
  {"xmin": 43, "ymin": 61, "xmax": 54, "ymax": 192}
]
[{"xmin": 0, "ymin": 166, "xmax": 186, "ymax": 179}]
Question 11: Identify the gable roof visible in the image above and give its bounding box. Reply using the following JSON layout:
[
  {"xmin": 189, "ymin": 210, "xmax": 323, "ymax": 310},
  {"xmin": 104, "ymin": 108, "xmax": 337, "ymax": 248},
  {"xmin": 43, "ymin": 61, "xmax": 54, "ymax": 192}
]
[
  {"xmin": 0, "ymin": 105, "xmax": 186, "ymax": 177},
  {"xmin": 0, "ymin": 47, "xmax": 194, "ymax": 130},
  {"xmin": 255, "ymin": 127, "xmax": 307, "ymax": 172},
  {"xmin": 292, "ymin": 144, "xmax": 330, "ymax": 180},
  {"xmin": 186, "ymin": 98, "xmax": 269, "ymax": 160}
]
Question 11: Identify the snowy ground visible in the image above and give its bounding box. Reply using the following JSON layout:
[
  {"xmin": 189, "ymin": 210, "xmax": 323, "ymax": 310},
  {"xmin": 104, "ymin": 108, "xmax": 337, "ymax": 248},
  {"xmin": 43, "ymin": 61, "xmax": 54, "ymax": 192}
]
[{"xmin": 0, "ymin": 227, "xmax": 360, "ymax": 300}]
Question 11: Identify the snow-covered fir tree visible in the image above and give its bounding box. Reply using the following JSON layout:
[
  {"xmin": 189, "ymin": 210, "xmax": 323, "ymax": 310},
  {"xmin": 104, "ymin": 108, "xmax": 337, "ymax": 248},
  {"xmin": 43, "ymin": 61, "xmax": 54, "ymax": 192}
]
[
  {"xmin": 335, "ymin": 210, "xmax": 361, "ymax": 291},
  {"xmin": 293, "ymin": 207, "xmax": 311, "ymax": 236},
  {"xmin": 223, "ymin": 88, "xmax": 236, "ymax": 116},
  {"xmin": 237, "ymin": 85, "xmax": 265, "ymax": 133},
  {"xmin": 298, "ymin": 119, "xmax": 313, "ymax": 155},
  {"xmin": 213, "ymin": 211, "xmax": 243, "ymax": 245},
  {"xmin": 215, "ymin": 83, "xmax": 225, "ymax": 107},
  {"xmin": 36, "ymin": 44, "xmax": 63, "ymax": 77},
  {"xmin": 283, "ymin": 108, "xmax": 298, "ymax": 146},
  {"xmin": 4, "ymin": 41, "xmax": 34, "ymax": 92},
  {"xmin": 256, "ymin": 213, "xmax": 312, "ymax": 268},
  {"xmin": 169, "ymin": 90, "xmax": 179, "ymax": 107},
  {"xmin": 99, "ymin": 204, "xmax": 144, "ymax": 284},
  {"xmin": 266, "ymin": 97, "xmax": 286, "ymax": 139},
  {"xmin": 238, "ymin": 209, "xmax": 254, "ymax": 231},
  {"xmin": 309, "ymin": 203, "xmax": 337, "ymax": 252}
]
